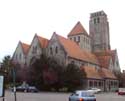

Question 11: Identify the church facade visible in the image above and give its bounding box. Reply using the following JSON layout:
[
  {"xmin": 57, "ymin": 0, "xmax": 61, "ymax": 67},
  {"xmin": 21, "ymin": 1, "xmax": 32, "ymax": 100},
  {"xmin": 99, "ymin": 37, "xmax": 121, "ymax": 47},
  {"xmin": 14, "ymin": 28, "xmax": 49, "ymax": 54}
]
[{"xmin": 12, "ymin": 11, "xmax": 121, "ymax": 91}]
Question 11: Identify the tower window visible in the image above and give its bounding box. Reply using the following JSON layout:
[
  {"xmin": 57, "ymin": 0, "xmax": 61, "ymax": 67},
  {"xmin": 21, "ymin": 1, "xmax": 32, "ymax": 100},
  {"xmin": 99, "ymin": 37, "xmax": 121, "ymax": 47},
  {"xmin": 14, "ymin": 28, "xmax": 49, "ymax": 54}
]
[
  {"xmin": 94, "ymin": 18, "xmax": 96, "ymax": 24},
  {"xmin": 97, "ymin": 17, "xmax": 100, "ymax": 23}
]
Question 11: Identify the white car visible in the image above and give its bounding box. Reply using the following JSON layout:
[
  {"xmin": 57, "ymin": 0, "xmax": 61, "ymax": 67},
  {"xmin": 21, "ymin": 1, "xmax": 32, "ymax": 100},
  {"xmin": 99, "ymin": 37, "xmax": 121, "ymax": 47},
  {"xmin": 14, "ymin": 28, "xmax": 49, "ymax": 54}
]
[
  {"xmin": 69, "ymin": 90, "xmax": 96, "ymax": 101},
  {"xmin": 118, "ymin": 88, "xmax": 125, "ymax": 95},
  {"xmin": 88, "ymin": 88, "xmax": 101, "ymax": 94}
]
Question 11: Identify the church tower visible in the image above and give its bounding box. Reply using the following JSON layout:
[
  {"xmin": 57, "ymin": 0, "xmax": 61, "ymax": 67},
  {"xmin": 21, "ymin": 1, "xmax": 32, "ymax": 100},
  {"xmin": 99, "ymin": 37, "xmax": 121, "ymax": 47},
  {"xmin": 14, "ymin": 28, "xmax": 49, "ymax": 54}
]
[
  {"xmin": 68, "ymin": 21, "xmax": 91, "ymax": 52},
  {"xmin": 89, "ymin": 11, "xmax": 110, "ymax": 52}
]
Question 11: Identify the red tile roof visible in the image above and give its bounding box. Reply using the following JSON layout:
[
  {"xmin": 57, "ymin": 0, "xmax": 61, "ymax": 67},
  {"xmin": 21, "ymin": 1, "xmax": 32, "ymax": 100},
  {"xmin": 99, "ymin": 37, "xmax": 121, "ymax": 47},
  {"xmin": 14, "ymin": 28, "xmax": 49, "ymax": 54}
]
[
  {"xmin": 68, "ymin": 21, "xmax": 89, "ymax": 37},
  {"xmin": 37, "ymin": 35, "xmax": 49, "ymax": 48},
  {"xmin": 94, "ymin": 50, "xmax": 116, "ymax": 64},
  {"xmin": 21, "ymin": 42, "xmax": 30, "ymax": 55},
  {"xmin": 99, "ymin": 68, "xmax": 117, "ymax": 79},
  {"xmin": 97, "ymin": 55, "xmax": 111, "ymax": 69},
  {"xmin": 94, "ymin": 50, "xmax": 116, "ymax": 68},
  {"xmin": 55, "ymin": 33, "xmax": 98, "ymax": 64},
  {"xmin": 81, "ymin": 66, "xmax": 102, "ymax": 79}
]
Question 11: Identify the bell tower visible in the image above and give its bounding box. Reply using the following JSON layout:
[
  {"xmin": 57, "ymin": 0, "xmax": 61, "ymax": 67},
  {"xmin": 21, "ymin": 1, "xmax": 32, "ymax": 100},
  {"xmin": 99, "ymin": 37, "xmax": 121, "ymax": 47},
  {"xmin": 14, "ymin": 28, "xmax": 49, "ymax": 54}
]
[{"xmin": 89, "ymin": 11, "xmax": 110, "ymax": 52}]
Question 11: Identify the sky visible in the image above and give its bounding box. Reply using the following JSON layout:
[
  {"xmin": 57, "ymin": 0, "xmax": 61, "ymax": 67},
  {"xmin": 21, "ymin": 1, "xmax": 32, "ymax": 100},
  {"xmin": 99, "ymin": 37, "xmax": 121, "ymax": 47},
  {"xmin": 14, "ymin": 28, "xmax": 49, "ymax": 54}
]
[{"xmin": 0, "ymin": 0, "xmax": 125, "ymax": 70}]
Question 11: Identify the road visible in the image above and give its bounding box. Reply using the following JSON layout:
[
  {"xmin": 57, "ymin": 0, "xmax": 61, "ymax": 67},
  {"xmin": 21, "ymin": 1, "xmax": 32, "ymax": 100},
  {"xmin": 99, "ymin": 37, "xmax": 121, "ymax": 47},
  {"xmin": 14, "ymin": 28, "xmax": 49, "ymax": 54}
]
[{"xmin": 0, "ymin": 91, "xmax": 125, "ymax": 101}]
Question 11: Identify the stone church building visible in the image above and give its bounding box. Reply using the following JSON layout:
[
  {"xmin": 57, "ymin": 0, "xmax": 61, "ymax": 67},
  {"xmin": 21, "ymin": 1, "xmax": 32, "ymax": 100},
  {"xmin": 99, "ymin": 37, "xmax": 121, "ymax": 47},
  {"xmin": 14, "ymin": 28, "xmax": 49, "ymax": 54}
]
[{"xmin": 12, "ymin": 11, "xmax": 121, "ymax": 91}]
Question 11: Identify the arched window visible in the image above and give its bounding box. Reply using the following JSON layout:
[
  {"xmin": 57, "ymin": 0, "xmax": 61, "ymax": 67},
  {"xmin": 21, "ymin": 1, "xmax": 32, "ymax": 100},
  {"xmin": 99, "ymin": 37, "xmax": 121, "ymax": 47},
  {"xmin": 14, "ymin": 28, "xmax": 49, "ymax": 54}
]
[
  {"xmin": 50, "ymin": 47, "xmax": 53, "ymax": 55},
  {"xmin": 55, "ymin": 46, "xmax": 58, "ymax": 54},
  {"xmin": 94, "ymin": 18, "xmax": 96, "ymax": 24},
  {"xmin": 97, "ymin": 17, "xmax": 100, "ymax": 23}
]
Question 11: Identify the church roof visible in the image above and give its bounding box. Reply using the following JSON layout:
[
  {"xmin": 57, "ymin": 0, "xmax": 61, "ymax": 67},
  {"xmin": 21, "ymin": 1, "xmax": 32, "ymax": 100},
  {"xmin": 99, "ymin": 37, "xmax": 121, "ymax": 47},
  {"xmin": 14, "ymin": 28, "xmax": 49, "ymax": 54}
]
[
  {"xmin": 36, "ymin": 35, "xmax": 49, "ymax": 48},
  {"xmin": 94, "ymin": 50, "xmax": 116, "ymax": 64},
  {"xmin": 20, "ymin": 42, "xmax": 30, "ymax": 55},
  {"xmin": 81, "ymin": 66, "xmax": 102, "ymax": 79},
  {"xmin": 99, "ymin": 68, "xmax": 117, "ymax": 79},
  {"xmin": 55, "ymin": 33, "xmax": 98, "ymax": 64},
  {"xmin": 96, "ymin": 55, "xmax": 111, "ymax": 69},
  {"xmin": 68, "ymin": 21, "xmax": 89, "ymax": 37}
]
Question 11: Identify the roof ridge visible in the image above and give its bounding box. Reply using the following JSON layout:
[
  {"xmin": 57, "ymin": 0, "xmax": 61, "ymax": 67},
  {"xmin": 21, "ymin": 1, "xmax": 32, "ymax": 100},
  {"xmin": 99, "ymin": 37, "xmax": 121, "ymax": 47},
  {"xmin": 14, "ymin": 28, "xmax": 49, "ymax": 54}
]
[
  {"xmin": 68, "ymin": 21, "xmax": 89, "ymax": 37},
  {"xmin": 36, "ymin": 34, "xmax": 49, "ymax": 41}
]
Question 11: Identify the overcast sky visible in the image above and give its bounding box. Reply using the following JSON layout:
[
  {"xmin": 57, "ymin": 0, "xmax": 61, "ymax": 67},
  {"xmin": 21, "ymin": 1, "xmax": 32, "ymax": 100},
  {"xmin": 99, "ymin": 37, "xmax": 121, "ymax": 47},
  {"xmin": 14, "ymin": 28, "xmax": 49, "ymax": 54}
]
[{"xmin": 0, "ymin": 0, "xmax": 125, "ymax": 70}]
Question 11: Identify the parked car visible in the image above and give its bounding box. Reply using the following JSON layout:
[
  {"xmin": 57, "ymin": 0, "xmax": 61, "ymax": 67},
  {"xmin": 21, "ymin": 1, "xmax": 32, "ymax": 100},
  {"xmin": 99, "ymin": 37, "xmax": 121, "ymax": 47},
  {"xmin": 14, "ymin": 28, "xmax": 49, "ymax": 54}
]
[
  {"xmin": 12, "ymin": 85, "xmax": 38, "ymax": 93},
  {"xmin": 27, "ymin": 86, "xmax": 39, "ymax": 92},
  {"xmin": 88, "ymin": 88, "xmax": 101, "ymax": 94},
  {"xmin": 16, "ymin": 85, "xmax": 28, "ymax": 92},
  {"xmin": 69, "ymin": 90, "xmax": 96, "ymax": 101},
  {"xmin": 118, "ymin": 88, "xmax": 125, "ymax": 95}
]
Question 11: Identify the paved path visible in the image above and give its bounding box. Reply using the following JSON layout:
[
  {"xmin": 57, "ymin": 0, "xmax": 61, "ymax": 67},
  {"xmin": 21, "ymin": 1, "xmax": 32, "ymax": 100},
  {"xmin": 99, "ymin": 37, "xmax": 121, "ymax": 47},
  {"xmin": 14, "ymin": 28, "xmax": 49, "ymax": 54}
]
[{"xmin": 0, "ymin": 91, "xmax": 125, "ymax": 101}]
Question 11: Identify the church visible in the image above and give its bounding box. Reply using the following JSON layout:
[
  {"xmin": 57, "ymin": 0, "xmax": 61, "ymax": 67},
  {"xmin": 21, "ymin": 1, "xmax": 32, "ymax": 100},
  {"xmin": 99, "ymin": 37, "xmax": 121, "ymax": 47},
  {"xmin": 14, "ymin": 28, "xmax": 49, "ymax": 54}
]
[{"xmin": 12, "ymin": 11, "xmax": 121, "ymax": 91}]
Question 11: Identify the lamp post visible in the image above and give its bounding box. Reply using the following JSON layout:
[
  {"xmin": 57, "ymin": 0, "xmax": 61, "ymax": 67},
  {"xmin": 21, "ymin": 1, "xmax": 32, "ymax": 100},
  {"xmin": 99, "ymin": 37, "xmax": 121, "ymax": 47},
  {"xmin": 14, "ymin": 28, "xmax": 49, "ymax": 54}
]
[{"xmin": 12, "ymin": 68, "xmax": 17, "ymax": 101}]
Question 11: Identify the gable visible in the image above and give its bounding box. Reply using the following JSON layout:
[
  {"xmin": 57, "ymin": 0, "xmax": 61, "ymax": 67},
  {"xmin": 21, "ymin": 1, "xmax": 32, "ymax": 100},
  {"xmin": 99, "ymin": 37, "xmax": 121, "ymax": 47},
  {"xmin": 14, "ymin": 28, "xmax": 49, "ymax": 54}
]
[
  {"xmin": 94, "ymin": 50, "xmax": 121, "ymax": 72},
  {"xmin": 47, "ymin": 32, "xmax": 67, "ymax": 55},
  {"xmin": 12, "ymin": 41, "xmax": 27, "ymax": 64},
  {"xmin": 68, "ymin": 21, "xmax": 89, "ymax": 37},
  {"xmin": 99, "ymin": 68, "xmax": 117, "ymax": 79},
  {"xmin": 27, "ymin": 35, "xmax": 42, "ymax": 57},
  {"xmin": 56, "ymin": 33, "xmax": 99, "ymax": 64},
  {"xmin": 47, "ymin": 32, "xmax": 67, "ymax": 65}
]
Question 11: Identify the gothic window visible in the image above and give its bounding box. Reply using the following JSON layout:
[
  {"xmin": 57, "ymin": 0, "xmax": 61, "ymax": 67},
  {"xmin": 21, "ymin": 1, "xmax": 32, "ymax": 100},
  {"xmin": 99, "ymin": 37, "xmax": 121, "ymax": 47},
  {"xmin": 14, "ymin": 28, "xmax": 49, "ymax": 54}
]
[
  {"xmin": 50, "ymin": 47, "xmax": 53, "ymax": 55},
  {"xmin": 34, "ymin": 46, "xmax": 37, "ymax": 53},
  {"xmin": 32, "ymin": 47, "xmax": 34, "ymax": 54},
  {"xmin": 94, "ymin": 18, "xmax": 96, "ymax": 24},
  {"xmin": 19, "ymin": 53, "xmax": 22, "ymax": 60},
  {"xmin": 55, "ymin": 46, "xmax": 58, "ymax": 54},
  {"xmin": 78, "ymin": 36, "xmax": 80, "ymax": 42},
  {"xmin": 116, "ymin": 61, "xmax": 119, "ymax": 66},
  {"xmin": 97, "ymin": 17, "xmax": 100, "ymax": 23},
  {"xmin": 32, "ymin": 46, "xmax": 37, "ymax": 54},
  {"xmin": 84, "ymin": 37, "xmax": 86, "ymax": 42}
]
